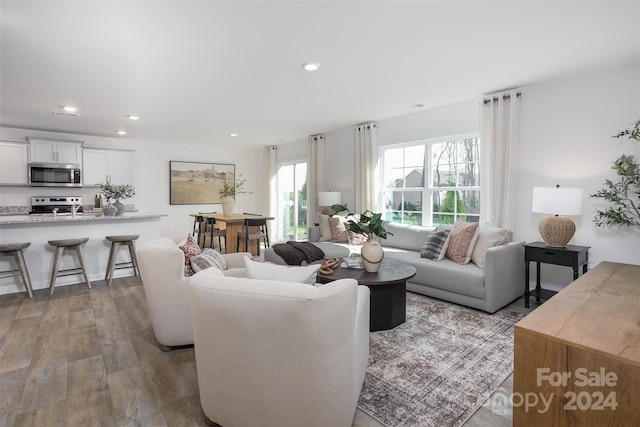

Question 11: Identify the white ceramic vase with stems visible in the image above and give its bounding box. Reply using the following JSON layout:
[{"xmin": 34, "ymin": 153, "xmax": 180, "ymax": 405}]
[
  {"xmin": 102, "ymin": 203, "xmax": 117, "ymax": 216},
  {"xmin": 221, "ymin": 196, "xmax": 234, "ymax": 216},
  {"xmin": 361, "ymin": 234, "xmax": 384, "ymax": 272}
]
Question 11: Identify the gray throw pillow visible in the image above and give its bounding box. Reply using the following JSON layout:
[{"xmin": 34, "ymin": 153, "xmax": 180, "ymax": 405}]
[{"xmin": 420, "ymin": 230, "xmax": 451, "ymax": 260}]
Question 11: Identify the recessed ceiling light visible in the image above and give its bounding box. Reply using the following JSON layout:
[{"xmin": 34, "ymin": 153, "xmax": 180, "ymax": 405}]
[
  {"xmin": 63, "ymin": 105, "xmax": 78, "ymax": 112},
  {"xmin": 127, "ymin": 115, "xmax": 140, "ymax": 120},
  {"xmin": 229, "ymin": 133, "xmax": 238, "ymax": 137},
  {"xmin": 116, "ymin": 130, "xmax": 127, "ymax": 135},
  {"xmin": 302, "ymin": 62, "xmax": 320, "ymax": 71}
]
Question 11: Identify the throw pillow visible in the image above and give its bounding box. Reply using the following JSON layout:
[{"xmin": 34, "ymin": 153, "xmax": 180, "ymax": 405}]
[
  {"xmin": 190, "ymin": 248, "xmax": 227, "ymax": 273},
  {"xmin": 347, "ymin": 231, "xmax": 368, "ymax": 245},
  {"xmin": 179, "ymin": 234, "xmax": 201, "ymax": 276},
  {"xmin": 317, "ymin": 213, "xmax": 332, "ymax": 242},
  {"xmin": 243, "ymin": 256, "xmax": 321, "ymax": 285},
  {"xmin": 471, "ymin": 224, "xmax": 513, "ymax": 269},
  {"xmin": 445, "ymin": 220, "xmax": 480, "ymax": 264},
  {"xmin": 328, "ymin": 216, "xmax": 349, "ymax": 243},
  {"xmin": 420, "ymin": 229, "xmax": 451, "ymax": 260}
]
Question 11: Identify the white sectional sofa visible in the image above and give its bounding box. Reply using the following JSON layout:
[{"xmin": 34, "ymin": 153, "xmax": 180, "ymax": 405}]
[{"xmin": 265, "ymin": 221, "xmax": 525, "ymax": 313}]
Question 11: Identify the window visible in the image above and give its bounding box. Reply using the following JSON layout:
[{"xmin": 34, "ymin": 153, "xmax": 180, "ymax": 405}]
[
  {"xmin": 277, "ymin": 162, "xmax": 307, "ymax": 241},
  {"xmin": 381, "ymin": 134, "xmax": 480, "ymax": 226}
]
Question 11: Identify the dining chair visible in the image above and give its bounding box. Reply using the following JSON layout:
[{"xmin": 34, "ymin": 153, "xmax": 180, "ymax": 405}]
[
  {"xmin": 237, "ymin": 218, "xmax": 269, "ymax": 256},
  {"xmin": 205, "ymin": 217, "xmax": 226, "ymax": 252},
  {"xmin": 192, "ymin": 215, "xmax": 204, "ymax": 246}
]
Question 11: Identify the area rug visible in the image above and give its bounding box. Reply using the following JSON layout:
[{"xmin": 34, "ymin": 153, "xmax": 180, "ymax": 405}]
[{"xmin": 357, "ymin": 292, "xmax": 525, "ymax": 427}]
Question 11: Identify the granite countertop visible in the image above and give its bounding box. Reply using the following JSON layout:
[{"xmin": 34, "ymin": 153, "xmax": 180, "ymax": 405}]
[{"xmin": 0, "ymin": 212, "xmax": 165, "ymax": 225}]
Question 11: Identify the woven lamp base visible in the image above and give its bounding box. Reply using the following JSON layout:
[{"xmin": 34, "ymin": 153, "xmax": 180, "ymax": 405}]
[{"xmin": 538, "ymin": 215, "xmax": 576, "ymax": 247}]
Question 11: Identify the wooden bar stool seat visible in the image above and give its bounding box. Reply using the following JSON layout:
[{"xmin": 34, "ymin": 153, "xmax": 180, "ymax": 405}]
[
  {"xmin": 105, "ymin": 234, "xmax": 140, "ymax": 286},
  {"xmin": 0, "ymin": 242, "xmax": 34, "ymax": 298},
  {"xmin": 48, "ymin": 238, "xmax": 91, "ymax": 295}
]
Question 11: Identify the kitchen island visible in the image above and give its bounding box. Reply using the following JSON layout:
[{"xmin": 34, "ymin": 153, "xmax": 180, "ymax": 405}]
[{"xmin": 0, "ymin": 213, "xmax": 165, "ymax": 295}]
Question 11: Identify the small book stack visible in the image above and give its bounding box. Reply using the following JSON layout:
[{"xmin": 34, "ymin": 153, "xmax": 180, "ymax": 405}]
[{"xmin": 342, "ymin": 257, "xmax": 364, "ymax": 269}]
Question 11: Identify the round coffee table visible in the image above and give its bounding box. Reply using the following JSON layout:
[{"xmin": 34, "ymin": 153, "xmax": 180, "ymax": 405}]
[{"xmin": 316, "ymin": 259, "xmax": 416, "ymax": 331}]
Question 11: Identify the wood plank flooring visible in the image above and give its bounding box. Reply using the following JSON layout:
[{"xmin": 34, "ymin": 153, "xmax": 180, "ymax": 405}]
[{"xmin": 0, "ymin": 276, "xmax": 536, "ymax": 427}]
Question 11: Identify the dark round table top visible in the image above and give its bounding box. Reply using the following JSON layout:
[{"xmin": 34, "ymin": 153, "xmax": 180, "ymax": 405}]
[{"xmin": 316, "ymin": 258, "xmax": 416, "ymax": 286}]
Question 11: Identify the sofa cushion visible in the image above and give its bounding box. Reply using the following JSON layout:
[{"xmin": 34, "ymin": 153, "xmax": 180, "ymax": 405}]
[
  {"xmin": 190, "ymin": 248, "xmax": 227, "ymax": 273},
  {"xmin": 179, "ymin": 234, "xmax": 202, "ymax": 276},
  {"xmin": 471, "ymin": 224, "xmax": 513, "ymax": 269},
  {"xmin": 328, "ymin": 216, "xmax": 349, "ymax": 243},
  {"xmin": 408, "ymin": 257, "xmax": 485, "ymax": 299},
  {"xmin": 244, "ymin": 256, "xmax": 321, "ymax": 285},
  {"xmin": 420, "ymin": 230, "xmax": 451, "ymax": 260},
  {"xmin": 381, "ymin": 221, "xmax": 434, "ymax": 252},
  {"xmin": 445, "ymin": 220, "xmax": 480, "ymax": 265},
  {"xmin": 317, "ymin": 213, "xmax": 332, "ymax": 242}
]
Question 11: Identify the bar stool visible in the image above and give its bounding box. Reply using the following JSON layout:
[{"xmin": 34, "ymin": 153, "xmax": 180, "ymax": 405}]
[
  {"xmin": 105, "ymin": 234, "xmax": 140, "ymax": 286},
  {"xmin": 0, "ymin": 242, "xmax": 34, "ymax": 298},
  {"xmin": 48, "ymin": 238, "xmax": 91, "ymax": 295}
]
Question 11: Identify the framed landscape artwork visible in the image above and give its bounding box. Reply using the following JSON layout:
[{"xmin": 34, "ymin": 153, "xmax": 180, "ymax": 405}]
[{"xmin": 169, "ymin": 161, "xmax": 235, "ymax": 205}]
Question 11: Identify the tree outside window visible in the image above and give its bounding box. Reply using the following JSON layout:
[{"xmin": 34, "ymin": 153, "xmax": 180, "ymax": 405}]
[{"xmin": 381, "ymin": 135, "xmax": 480, "ymax": 226}]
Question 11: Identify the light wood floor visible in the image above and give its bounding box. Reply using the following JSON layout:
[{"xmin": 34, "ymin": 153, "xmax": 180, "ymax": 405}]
[{"xmin": 0, "ymin": 276, "xmax": 536, "ymax": 427}]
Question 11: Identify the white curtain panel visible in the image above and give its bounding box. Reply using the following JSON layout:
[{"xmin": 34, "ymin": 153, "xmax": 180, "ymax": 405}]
[
  {"xmin": 479, "ymin": 90, "xmax": 521, "ymax": 229},
  {"xmin": 263, "ymin": 145, "xmax": 278, "ymax": 243},
  {"xmin": 306, "ymin": 135, "xmax": 325, "ymax": 228},
  {"xmin": 354, "ymin": 123, "xmax": 378, "ymax": 213}
]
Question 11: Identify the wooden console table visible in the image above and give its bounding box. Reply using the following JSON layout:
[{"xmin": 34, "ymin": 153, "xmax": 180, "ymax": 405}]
[{"xmin": 514, "ymin": 261, "xmax": 640, "ymax": 426}]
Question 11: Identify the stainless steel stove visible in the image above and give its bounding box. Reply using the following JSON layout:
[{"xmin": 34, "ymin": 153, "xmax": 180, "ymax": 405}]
[{"xmin": 30, "ymin": 196, "xmax": 84, "ymax": 214}]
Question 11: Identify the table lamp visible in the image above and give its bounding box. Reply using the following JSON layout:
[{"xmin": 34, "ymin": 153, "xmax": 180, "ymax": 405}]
[
  {"xmin": 319, "ymin": 191, "xmax": 341, "ymax": 214},
  {"xmin": 532, "ymin": 185, "xmax": 584, "ymax": 247}
]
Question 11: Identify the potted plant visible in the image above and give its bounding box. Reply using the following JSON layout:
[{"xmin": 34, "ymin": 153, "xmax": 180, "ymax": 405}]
[
  {"xmin": 218, "ymin": 174, "xmax": 251, "ymax": 216},
  {"xmin": 590, "ymin": 119, "xmax": 640, "ymax": 230},
  {"xmin": 100, "ymin": 182, "xmax": 136, "ymax": 216},
  {"xmin": 330, "ymin": 203, "xmax": 392, "ymax": 272}
]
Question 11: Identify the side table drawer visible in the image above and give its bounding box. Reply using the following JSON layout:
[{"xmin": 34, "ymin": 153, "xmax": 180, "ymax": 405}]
[{"xmin": 526, "ymin": 247, "xmax": 576, "ymax": 267}]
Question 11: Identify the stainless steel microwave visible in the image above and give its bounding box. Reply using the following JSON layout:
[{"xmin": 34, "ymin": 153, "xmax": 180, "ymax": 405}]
[{"xmin": 28, "ymin": 162, "xmax": 82, "ymax": 187}]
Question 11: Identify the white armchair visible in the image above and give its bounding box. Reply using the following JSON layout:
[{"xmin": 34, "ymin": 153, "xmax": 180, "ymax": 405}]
[
  {"xmin": 188, "ymin": 272, "xmax": 371, "ymax": 427},
  {"xmin": 137, "ymin": 237, "xmax": 250, "ymax": 351}
]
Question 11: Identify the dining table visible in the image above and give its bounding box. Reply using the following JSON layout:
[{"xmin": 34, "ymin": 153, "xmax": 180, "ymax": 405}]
[{"xmin": 190, "ymin": 212, "xmax": 274, "ymax": 255}]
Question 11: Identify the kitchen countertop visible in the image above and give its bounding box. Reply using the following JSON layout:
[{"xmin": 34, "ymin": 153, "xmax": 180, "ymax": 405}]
[{"xmin": 0, "ymin": 212, "xmax": 164, "ymax": 225}]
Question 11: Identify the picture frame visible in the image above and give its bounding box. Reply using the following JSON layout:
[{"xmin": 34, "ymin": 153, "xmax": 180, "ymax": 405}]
[{"xmin": 169, "ymin": 161, "xmax": 235, "ymax": 205}]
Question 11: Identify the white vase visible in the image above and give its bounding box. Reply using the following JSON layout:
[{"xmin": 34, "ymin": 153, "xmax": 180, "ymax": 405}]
[
  {"xmin": 113, "ymin": 200, "xmax": 125, "ymax": 216},
  {"xmin": 361, "ymin": 236, "xmax": 384, "ymax": 272},
  {"xmin": 102, "ymin": 204, "xmax": 117, "ymax": 216},
  {"xmin": 221, "ymin": 196, "xmax": 235, "ymax": 216}
]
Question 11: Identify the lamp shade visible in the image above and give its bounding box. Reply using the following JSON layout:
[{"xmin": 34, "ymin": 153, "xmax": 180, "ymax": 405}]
[
  {"xmin": 319, "ymin": 191, "xmax": 341, "ymax": 206},
  {"xmin": 532, "ymin": 186, "xmax": 584, "ymax": 247},
  {"xmin": 532, "ymin": 187, "xmax": 583, "ymax": 216}
]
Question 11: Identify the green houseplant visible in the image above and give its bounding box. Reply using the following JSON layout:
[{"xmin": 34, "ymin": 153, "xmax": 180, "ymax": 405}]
[
  {"xmin": 330, "ymin": 203, "xmax": 392, "ymax": 272},
  {"xmin": 590, "ymin": 119, "xmax": 640, "ymax": 230},
  {"xmin": 217, "ymin": 174, "xmax": 250, "ymax": 199},
  {"xmin": 330, "ymin": 204, "xmax": 391, "ymax": 239},
  {"xmin": 100, "ymin": 182, "xmax": 136, "ymax": 216}
]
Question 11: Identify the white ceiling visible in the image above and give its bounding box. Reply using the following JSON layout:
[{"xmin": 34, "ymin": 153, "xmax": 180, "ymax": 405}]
[{"xmin": 1, "ymin": 1, "xmax": 639, "ymax": 148}]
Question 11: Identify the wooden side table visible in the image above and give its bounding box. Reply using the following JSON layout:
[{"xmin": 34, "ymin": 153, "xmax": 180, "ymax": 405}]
[{"xmin": 524, "ymin": 241, "xmax": 590, "ymax": 308}]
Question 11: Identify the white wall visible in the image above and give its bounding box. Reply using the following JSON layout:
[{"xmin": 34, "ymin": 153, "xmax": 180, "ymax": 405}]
[
  {"xmin": 0, "ymin": 127, "xmax": 264, "ymax": 238},
  {"xmin": 517, "ymin": 62, "xmax": 640, "ymax": 288},
  {"xmin": 306, "ymin": 62, "xmax": 639, "ymax": 291}
]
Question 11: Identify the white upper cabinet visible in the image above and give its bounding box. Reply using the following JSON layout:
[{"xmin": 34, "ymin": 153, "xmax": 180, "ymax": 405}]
[
  {"xmin": 83, "ymin": 148, "xmax": 134, "ymax": 186},
  {"xmin": 28, "ymin": 137, "xmax": 83, "ymax": 163},
  {"xmin": 0, "ymin": 141, "xmax": 29, "ymax": 185}
]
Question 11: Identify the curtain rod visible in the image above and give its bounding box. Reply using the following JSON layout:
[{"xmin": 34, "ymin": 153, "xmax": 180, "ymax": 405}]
[{"xmin": 483, "ymin": 92, "xmax": 521, "ymax": 105}]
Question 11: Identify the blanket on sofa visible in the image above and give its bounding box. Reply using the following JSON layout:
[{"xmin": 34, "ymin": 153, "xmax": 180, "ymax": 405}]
[{"xmin": 272, "ymin": 241, "xmax": 325, "ymax": 265}]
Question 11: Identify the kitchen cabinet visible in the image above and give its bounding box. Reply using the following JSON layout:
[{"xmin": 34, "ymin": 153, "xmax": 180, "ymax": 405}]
[
  {"xmin": 28, "ymin": 137, "xmax": 82, "ymax": 163},
  {"xmin": 83, "ymin": 148, "xmax": 134, "ymax": 186},
  {"xmin": 0, "ymin": 141, "xmax": 29, "ymax": 185}
]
